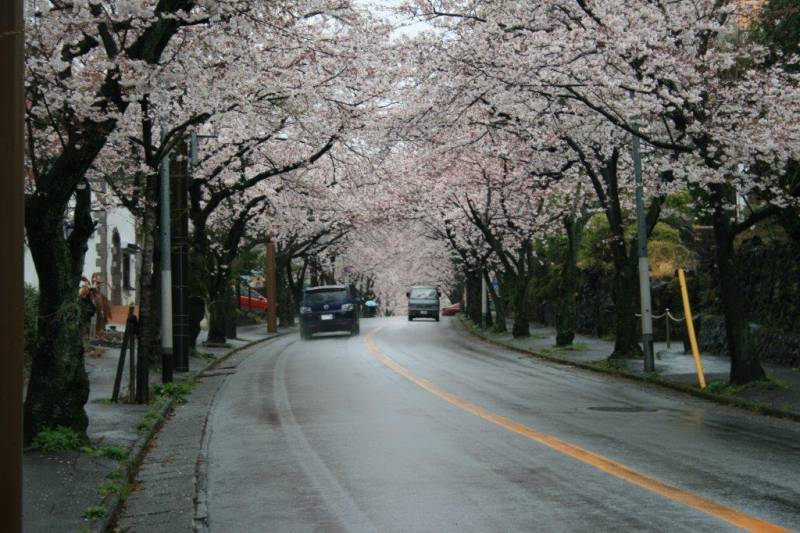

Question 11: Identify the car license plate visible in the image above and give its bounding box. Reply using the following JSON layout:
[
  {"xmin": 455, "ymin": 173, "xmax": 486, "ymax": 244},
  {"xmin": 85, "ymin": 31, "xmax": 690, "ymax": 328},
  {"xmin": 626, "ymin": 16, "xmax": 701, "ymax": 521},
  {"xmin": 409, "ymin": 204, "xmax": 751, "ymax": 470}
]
[
  {"xmin": 421, "ymin": 310, "xmax": 428, "ymax": 315},
  {"xmin": 321, "ymin": 314, "xmax": 333, "ymax": 320}
]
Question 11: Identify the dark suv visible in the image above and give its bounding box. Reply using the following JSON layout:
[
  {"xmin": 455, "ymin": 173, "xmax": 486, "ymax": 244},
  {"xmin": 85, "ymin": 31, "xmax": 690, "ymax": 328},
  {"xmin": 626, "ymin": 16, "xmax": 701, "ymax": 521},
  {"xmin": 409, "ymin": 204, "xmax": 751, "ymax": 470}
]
[{"xmin": 299, "ymin": 285, "xmax": 360, "ymax": 339}]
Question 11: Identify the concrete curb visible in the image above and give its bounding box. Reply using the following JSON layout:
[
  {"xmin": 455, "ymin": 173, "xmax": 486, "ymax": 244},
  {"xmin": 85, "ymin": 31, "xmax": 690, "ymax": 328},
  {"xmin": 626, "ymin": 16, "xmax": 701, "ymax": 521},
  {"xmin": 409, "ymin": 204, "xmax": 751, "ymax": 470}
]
[
  {"xmin": 98, "ymin": 329, "xmax": 295, "ymax": 532},
  {"xmin": 98, "ymin": 395, "xmax": 174, "ymax": 532},
  {"xmin": 458, "ymin": 317, "xmax": 800, "ymax": 424}
]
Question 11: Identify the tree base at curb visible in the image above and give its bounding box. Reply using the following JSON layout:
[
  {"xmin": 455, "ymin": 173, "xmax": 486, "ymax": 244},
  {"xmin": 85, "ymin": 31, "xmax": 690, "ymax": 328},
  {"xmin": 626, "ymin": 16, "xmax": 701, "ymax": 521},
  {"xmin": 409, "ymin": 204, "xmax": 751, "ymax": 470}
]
[{"xmin": 202, "ymin": 341, "xmax": 232, "ymax": 348}]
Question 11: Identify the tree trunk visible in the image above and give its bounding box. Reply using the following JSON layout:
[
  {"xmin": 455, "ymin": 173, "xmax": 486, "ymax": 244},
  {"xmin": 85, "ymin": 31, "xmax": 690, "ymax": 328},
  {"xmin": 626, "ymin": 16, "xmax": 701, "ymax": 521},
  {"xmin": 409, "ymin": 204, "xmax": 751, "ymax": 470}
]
[
  {"xmin": 138, "ymin": 172, "xmax": 161, "ymax": 366},
  {"xmin": 466, "ymin": 270, "xmax": 482, "ymax": 324},
  {"xmin": 287, "ymin": 259, "xmax": 306, "ymax": 320},
  {"xmin": 23, "ymin": 185, "xmax": 94, "ymax": 443},
  {"xmin": 711, "ymin": 192, "xmax": 765, "ymax": 384},
  {"xmin": 277, "ymin": 257, "xmax": 295, "ymax": 327},
  {"xmin": 186, "ymin": 231, "xmax": 207, "ymax": 352},
  {"xmin": 510, "ymin": 245, "xmax": 532, "ymax": 338},
  {"xmin": 556, "ymin": 215, "xmax": 586, "ymax": 346},
  {"xmin": 487, "ymin": 273, "xmax": 507, "ymax": 334},
  {"xmin": 511, "ymin": 275, "xmax": 531, "ymax": 338},
  {"xmin": 207, "ymin": 286, "xmax": 228, "ymax": 345},
  {"xmin": 556, "ymin": 217, "xmax": 581, "ymax": 347},
  {"xmin": 225, "ymin": 284, "xmax": 237, "ymax": 339},
  {"xmin": 608, "ymin": 251, "xmax": 642, "ymax": 359}
]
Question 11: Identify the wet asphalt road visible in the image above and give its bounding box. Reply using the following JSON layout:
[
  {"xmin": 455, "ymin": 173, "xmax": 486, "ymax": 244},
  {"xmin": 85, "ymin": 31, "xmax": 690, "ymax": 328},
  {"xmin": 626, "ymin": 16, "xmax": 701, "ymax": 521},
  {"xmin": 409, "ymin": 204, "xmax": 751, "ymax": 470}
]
[{"xmin": 204, "ymin": 317, "xmax": 800, "ymax": 532}]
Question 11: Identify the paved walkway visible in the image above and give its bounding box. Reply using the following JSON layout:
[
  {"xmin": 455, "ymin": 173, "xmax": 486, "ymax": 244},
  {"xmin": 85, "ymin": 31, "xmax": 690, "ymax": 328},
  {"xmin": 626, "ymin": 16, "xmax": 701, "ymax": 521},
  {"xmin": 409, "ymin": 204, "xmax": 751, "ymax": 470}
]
[
  {"xmin": 466, "ymin": 318, "xmax": 800, "ymax": 418},
  {"xmin": 22, "ymin": 323, "xmax": 285, "ymax": 533}
]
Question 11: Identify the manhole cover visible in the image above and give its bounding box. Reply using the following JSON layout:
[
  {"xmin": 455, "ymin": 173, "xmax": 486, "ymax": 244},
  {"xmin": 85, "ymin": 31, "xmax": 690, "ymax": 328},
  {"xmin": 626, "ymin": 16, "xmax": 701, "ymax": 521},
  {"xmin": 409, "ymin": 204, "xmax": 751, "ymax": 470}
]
[{"xmin": 587, "ymin": 406, "xmax": 658, "ymax": 413}]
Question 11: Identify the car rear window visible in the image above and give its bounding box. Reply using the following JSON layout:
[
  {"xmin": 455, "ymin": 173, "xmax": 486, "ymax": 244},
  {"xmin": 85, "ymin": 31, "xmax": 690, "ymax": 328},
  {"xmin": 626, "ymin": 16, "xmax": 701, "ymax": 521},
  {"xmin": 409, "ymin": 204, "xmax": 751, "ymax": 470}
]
[
  {"xmin": 410, "ymin": 288, "xmax": 437, "ymax": 299},
  {"xmin": 305, "ymin": 289, "xmax": 348, "ymax": 304}
]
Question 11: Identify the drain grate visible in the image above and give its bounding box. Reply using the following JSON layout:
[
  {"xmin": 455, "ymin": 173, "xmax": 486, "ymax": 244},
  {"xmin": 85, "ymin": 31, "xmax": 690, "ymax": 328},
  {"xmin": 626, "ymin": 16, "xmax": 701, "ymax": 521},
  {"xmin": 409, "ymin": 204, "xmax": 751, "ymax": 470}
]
[{"xmin": 587, "ymin": 406, "xmax": 658, "ymax": 413}]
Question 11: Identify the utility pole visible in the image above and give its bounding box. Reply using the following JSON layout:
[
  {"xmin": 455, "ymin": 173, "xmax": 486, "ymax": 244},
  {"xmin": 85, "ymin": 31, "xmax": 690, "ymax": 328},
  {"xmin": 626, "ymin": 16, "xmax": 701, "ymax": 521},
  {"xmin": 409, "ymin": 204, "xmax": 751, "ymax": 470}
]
[
  {"xmin": 159, "ymin": 127, "xmax": 174, "ymax": 383},
  {"xmin": 481, "ymin": 273, "xmax": 488, "ymax": 329},
  {"xmin": 632, "ymin": 129, "xmax": 655, "ymax": 372},
  {"xmin": 265, "ymin": 235, "xmax": 278, "ymax": 333},
  {"xmin": 0, "ymin": 2, "xmax": 24, "ymax": 530},
  {"xmin": 171, "ymin": 139, "xmax": 189, "ymax": 372}
]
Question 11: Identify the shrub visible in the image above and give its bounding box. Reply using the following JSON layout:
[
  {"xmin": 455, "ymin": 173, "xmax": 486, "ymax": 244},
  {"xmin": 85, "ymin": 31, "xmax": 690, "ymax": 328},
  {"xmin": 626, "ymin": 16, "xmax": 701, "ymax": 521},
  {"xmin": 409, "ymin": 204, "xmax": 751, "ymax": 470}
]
[
  {"xmin": 83, "ymin": 505, "xmax": 106, "ymax": 521},
  {"xmin": 152, "ymin": 381, "xmax": 194, "ymax": 404},
  {"xmin": 32, "ymin": 426, "xmax": 84, "ymax": 452},
  {"xmin": 84, "ymin": 446, "xmax": 128, "ymax": 461}
]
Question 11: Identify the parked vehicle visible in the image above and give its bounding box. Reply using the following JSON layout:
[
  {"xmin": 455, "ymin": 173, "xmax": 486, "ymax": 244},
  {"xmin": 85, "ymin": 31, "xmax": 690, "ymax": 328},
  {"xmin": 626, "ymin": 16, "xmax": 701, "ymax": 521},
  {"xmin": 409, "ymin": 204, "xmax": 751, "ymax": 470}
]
[
  {"xmin": 299, "ymin": 285, "xmax": 360, "ymax": 339},
  {"xmin": 441, "ymin": 302, "xmax": 461, "ymax": 316},
  {"xmin": 239, "ymin": 289, "xmax": 268, "ymax": 313},
  {"xmin": 407, "ymin": 284, "xmax": 441, "ymax": 322}
]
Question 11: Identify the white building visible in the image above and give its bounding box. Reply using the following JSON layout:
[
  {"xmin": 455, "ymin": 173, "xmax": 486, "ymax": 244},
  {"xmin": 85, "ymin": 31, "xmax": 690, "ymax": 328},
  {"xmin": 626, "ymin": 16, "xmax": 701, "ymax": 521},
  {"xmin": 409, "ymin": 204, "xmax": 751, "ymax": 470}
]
[{"xmin": 24, "ymin": 190, "xmax": 140, "ymax": 307}]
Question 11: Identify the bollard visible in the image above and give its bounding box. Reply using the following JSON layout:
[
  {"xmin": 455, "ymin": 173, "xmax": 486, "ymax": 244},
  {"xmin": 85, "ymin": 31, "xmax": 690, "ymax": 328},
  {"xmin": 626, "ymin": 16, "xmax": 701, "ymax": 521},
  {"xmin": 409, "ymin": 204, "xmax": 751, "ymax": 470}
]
[{"xmin": 678, "ymin": 269, "xmax": 706, "ymax": 389}]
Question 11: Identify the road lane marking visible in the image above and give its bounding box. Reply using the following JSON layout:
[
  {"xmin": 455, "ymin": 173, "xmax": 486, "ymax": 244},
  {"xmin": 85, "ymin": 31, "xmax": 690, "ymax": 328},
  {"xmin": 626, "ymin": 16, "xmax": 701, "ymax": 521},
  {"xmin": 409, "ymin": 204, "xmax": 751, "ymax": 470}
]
[{"xmin": 364, "ymin": 327, "xmax": 789, "ymax": 533}]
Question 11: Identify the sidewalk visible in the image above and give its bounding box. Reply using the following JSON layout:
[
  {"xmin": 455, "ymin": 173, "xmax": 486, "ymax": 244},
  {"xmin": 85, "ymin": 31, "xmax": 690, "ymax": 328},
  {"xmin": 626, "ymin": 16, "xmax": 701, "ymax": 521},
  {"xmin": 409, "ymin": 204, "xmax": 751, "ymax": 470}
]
[
  {"xmin": 461, "ymin": 318, "xmax": 800, "ymax": 420},
  {"xmin": 22, "ymin": 323, "xmax": 289, "ymax": 533},
  {"xmin": 118, "ymin": 325, "xmax": 295, "ymax": 532}
]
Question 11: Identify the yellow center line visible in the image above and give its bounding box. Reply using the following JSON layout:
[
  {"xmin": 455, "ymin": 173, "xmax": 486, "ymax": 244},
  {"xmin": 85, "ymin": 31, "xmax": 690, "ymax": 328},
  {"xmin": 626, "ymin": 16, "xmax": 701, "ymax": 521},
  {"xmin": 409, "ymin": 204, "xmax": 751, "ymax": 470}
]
[{"xmin": 364, "ymin": 327, "xmax": 789, "ymax": 533}]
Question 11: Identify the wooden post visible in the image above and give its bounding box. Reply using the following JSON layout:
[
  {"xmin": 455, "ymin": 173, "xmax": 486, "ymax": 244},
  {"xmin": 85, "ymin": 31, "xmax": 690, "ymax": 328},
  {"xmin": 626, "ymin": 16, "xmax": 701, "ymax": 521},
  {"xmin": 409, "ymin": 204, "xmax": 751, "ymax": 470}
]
[
  {"xmin": 128, "ymin": 308, "xmax": 137, "ymax": 403},
  {"xmin": 112, "ymin": 308, "xmax": 138, "ymax": 402},
  {"xmin": 0, "ymin": 2, "xmax": 24, "ymax": 530},
  {"xmin": 136, "ymin": 308, "xmax": 149, "ymax": 403},
  {"xmin": 111, "ymin": 329, "xmax": 130, "ymax": 403},
  {"xmin": 266, "ymin": 236, "xmax": 278, "ymax": 333}
]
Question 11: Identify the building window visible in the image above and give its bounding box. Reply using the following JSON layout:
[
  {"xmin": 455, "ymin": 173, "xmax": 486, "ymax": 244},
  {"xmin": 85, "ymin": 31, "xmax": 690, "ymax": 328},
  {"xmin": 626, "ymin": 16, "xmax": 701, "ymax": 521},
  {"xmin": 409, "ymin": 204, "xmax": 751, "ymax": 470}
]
[{"xmin": 123, "ymin": 251, "xmax": 132, "ymax": 290}]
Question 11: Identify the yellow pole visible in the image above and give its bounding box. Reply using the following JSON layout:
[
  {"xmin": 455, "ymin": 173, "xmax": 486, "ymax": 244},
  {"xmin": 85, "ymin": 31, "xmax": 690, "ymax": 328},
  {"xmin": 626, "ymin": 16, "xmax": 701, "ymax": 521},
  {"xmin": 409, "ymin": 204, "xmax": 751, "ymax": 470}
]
[{"xmin": 678, "ymin": 269, "xmax": 706, "ymax": 389}]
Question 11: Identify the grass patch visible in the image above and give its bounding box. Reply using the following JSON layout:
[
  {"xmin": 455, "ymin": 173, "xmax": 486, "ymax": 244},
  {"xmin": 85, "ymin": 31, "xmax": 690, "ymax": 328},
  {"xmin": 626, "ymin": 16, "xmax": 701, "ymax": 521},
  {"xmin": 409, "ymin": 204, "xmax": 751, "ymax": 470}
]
[
  {"xmin": 540, "ymin": 342, "xmax": 589, "ymax": 355},
  {"xmin": 31, "ymin": 426, "xmax": 85, "ymax": 452},
  {"xmin": 152, "ymin": 381, "xmax": 195, "ymax": 404},
  {"xmin": 96, "ymin": 477, "xmax": 129, "ymax": 498},
  {"xmin": 589, "ymin": 360, "xmax": 613, "ymax": 371},
  {"xmin": 83, "ymin": 505, "xmax": 106, "ymax": 521},
  {"xmin": 749, "ymin": 377, "xmax": 788, "ymax": 390},
  {"xmin": 136, "ymin": 380, "xmax": 195, "ymax": 434},
  {"xmin": 137, "ymin": 394, "xmax": 168, "ymax": 434},
  {"xmin": 704, "ymin": 381, "xmax": 738, "ymax": 396},
  {"xmin": 705, "ymin": 377, "xmax": 788, "ymax": 396},
  {"xmin": 83, "ymin": 445, "xmax": 128, "ymax": 461}
]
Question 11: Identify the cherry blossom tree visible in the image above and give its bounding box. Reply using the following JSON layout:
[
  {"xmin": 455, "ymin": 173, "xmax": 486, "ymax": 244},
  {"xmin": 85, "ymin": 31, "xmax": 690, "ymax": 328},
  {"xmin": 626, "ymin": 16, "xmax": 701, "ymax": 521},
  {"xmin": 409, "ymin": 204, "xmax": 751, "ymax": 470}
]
[
  {"xmin": 23, "ymin": 0, "xmax": 228, "ymax": 442},
  {"xmin": 23, "ymin": 0, "xmax": 393, "ymax": 440},
  {"xmin": 398, "ymin": 0, "xmax": 800, "ymax": 382}
]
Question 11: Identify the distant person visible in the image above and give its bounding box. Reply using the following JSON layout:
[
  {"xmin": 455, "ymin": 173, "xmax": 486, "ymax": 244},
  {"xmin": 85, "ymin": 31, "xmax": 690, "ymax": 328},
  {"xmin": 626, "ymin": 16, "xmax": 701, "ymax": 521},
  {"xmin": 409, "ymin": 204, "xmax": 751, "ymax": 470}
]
[
  {"xmin": 78, "ymin": 277, "xmax": 96, "ymax": 337},
  {"xmin": 90, "ymin": 273, "xmax": 113, "ymax": 337}
]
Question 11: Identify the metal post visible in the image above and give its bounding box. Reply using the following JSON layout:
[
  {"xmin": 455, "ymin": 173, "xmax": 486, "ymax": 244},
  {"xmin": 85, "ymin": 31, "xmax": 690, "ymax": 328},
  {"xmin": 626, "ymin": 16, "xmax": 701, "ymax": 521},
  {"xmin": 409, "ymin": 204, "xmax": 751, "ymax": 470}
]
[
  {"xmin": 265, "ymin": 236, "xmax": 278, "ymax": 333},
  {"xmin": 159, "ymin": 127, "xmax": 174, "ymax": 383},
  {"xmin": 632, "ymin": 129, "xmax": 655, "ymax": 372},
  {"xmin": 678, "ymin": 269, "xmax": 706, "ymax": 388},
  {"xmin": 171, "ymin": 140, "xmax": 189, "ymax": 372},
  {"xmin": 190, "ymin": 131, "xmax": 199, "ymax": 166},
  {"xmin": 665, "ymin": 308, "xmax": 671, "ymax": 349},
  {"xmin": 128, "ymin": 308, "xmax": 137, "ymax": 403},
  {"xmin": 0, "ymin": 2, "xmax": 24, "ymax": 529},
  {"xmin": 481, "ymin": 274, "xmax": 488, "ymax": 329}
]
